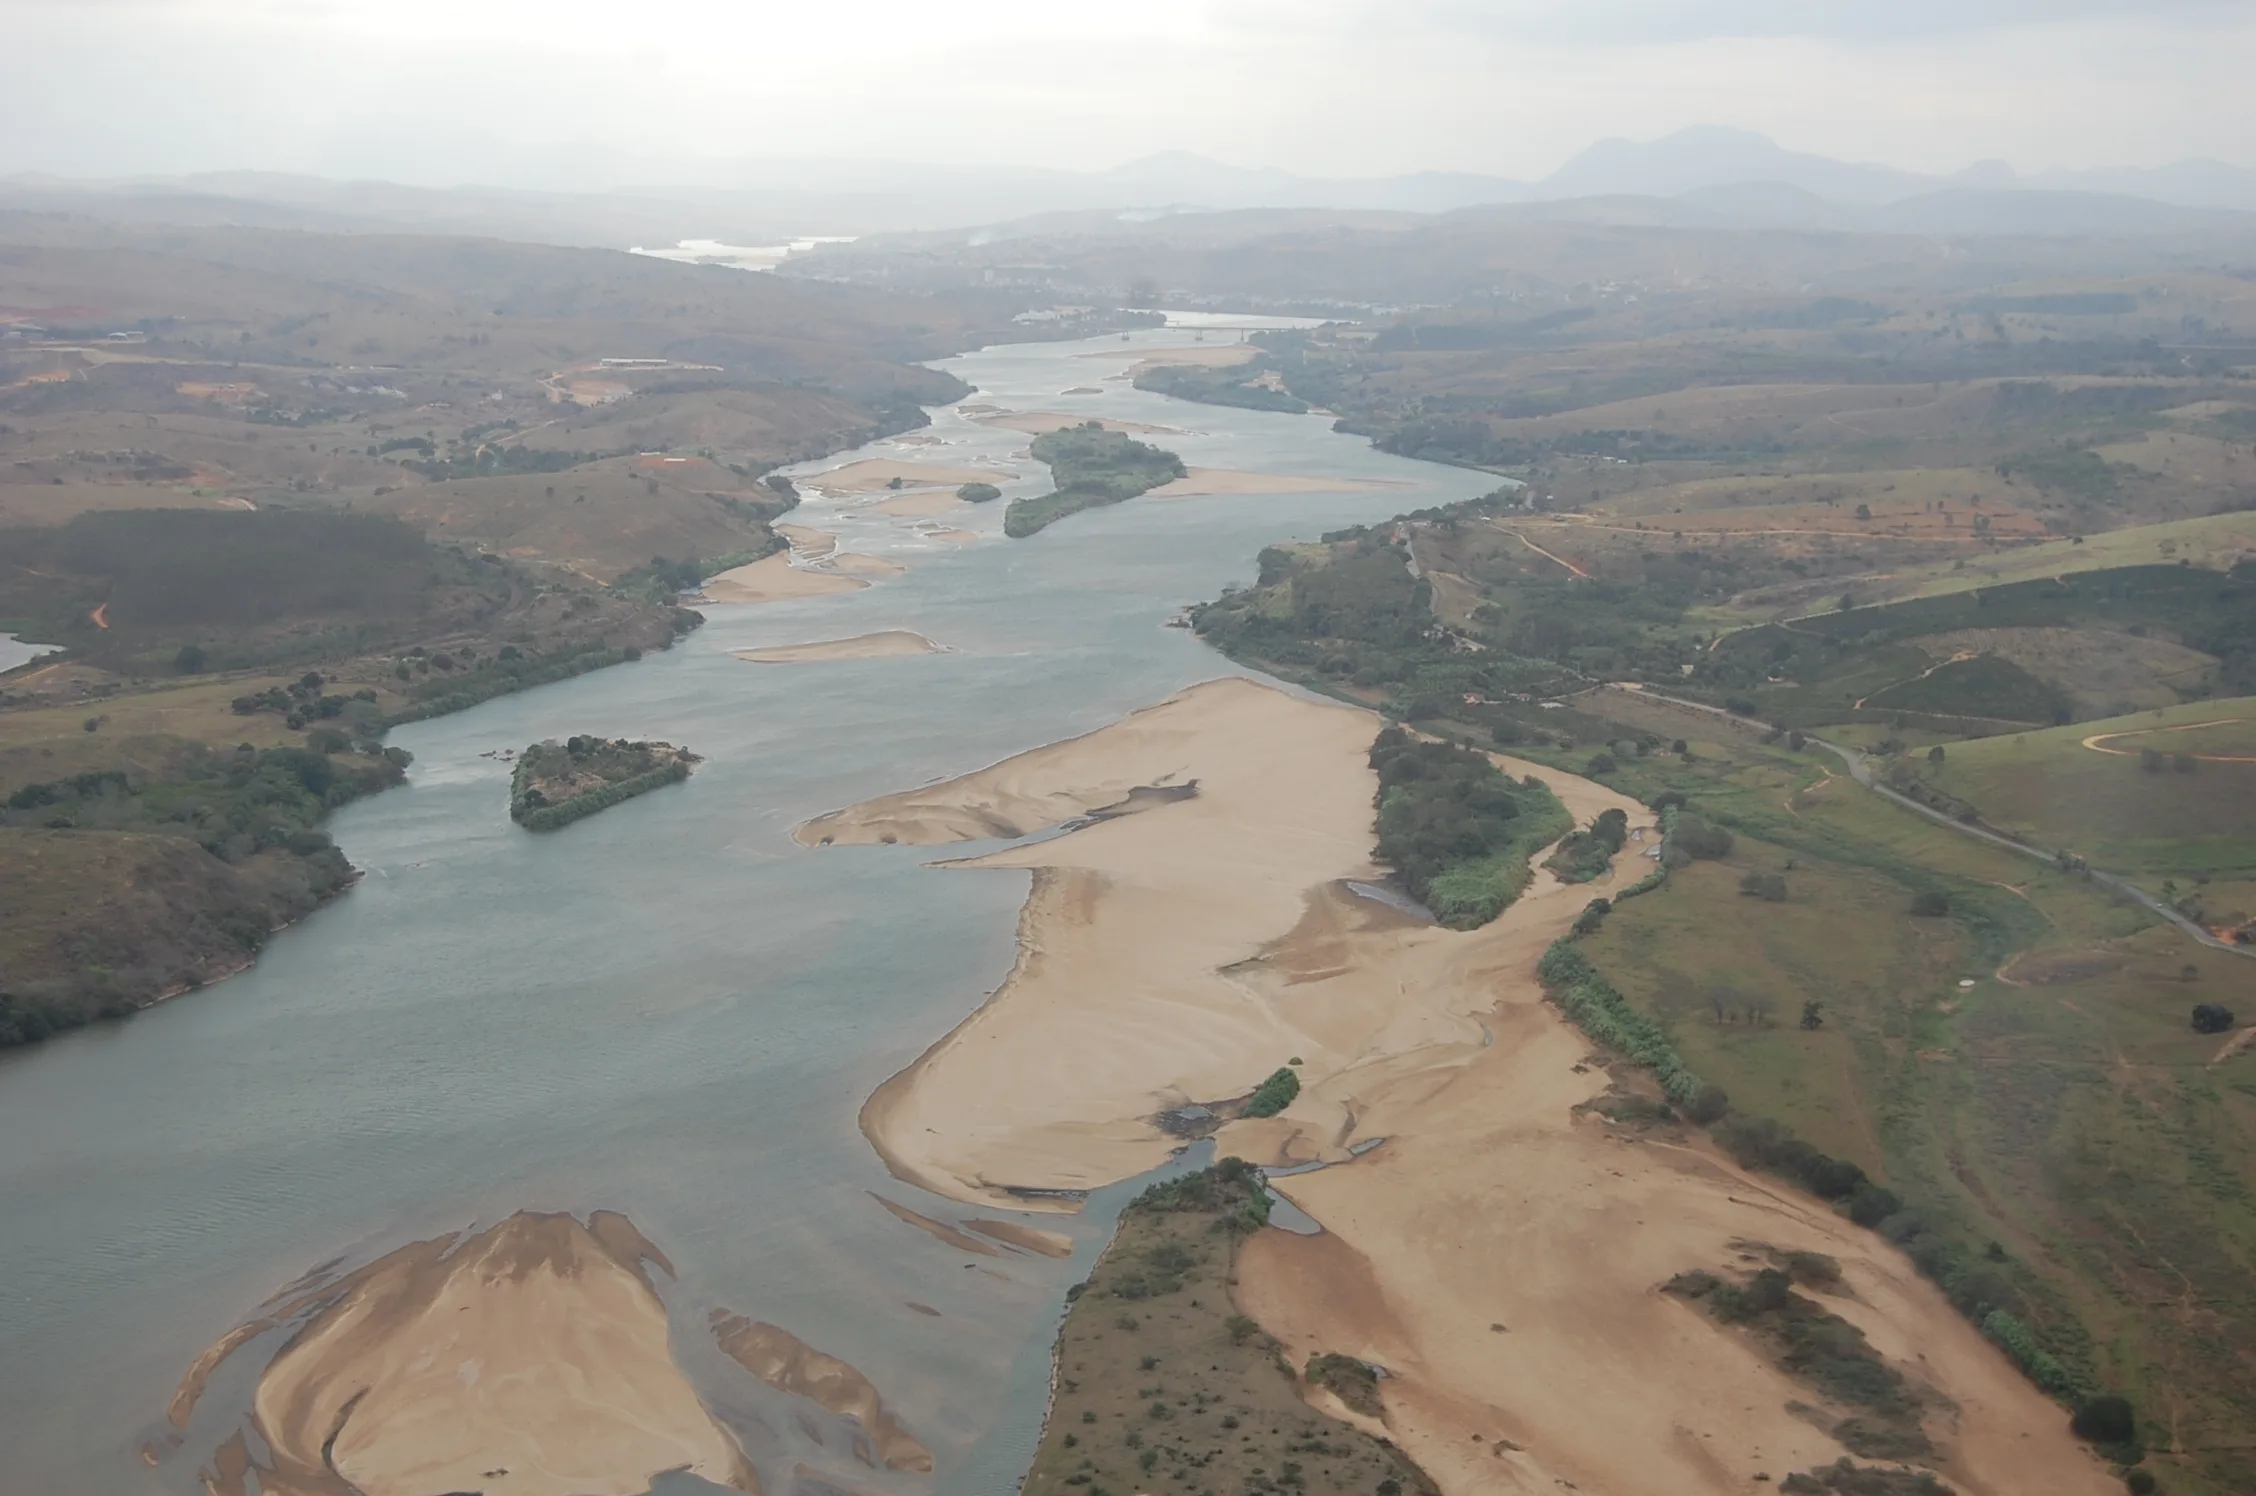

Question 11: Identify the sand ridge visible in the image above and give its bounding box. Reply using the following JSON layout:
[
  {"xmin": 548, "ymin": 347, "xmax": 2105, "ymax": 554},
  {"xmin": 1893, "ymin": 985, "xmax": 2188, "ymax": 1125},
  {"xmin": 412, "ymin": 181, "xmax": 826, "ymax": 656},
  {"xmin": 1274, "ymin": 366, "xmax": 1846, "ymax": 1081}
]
[
  {"xmin": 169, "ymin": 1211, "xmax": 756, "ymax": 1496},
  {"xmin": 735, "ymin": 631, "xmax": 944, "ymax": 665},
  {"xmin": 708, "ymin": 1315, "xmax": 934, "ymax": 1473},
  {"xmin": 817, "ymin": 676, "xmax": 2115, "ymax": 1495}
]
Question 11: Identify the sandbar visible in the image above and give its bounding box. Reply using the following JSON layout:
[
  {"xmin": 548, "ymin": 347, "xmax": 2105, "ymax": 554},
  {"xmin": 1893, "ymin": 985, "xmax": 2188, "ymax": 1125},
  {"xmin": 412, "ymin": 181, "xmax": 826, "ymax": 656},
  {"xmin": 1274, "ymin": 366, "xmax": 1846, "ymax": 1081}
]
[
  {"xmin": 168, "ymin": 1211, "xmax": 755, "ymax": 1496},
  {"xmin": 775, "ymin": 523, "xmax": 838, "ymax": 559},
  {"xmin": 799, "ymin": 459, "xmax": 998, "ymax": 493},
  {"xmin": 1145, "ymin": 468, "xmax": 1410, "ymax": 498},
  {"xmin": 920, "ymin": 526, "xmax": 978, "ymax": 545},
  {"xmin": 708, "ymin": 1314, "xmax": 932, "ymax": 1472},
  {"xmin": 971, "ymin": 411, "xmax": 1178, "ymax": 436},
  {"xmin": 820, "ymin": 675, "xmax": 2115, "ymax": 1496},
  {"xmin": 871, "ymin": 491, "xmax": 969, "ymax": 517},
  {"xmin": 736, "ymin": 631, "xmax": 943, "ymax": 665},
  {"xmin": 704, "ymin": 552, "xmax": 867, "ymax": 604},
  {"xmin": 830, "ymin": 552, "xmax": 907, "ymax": 578}
]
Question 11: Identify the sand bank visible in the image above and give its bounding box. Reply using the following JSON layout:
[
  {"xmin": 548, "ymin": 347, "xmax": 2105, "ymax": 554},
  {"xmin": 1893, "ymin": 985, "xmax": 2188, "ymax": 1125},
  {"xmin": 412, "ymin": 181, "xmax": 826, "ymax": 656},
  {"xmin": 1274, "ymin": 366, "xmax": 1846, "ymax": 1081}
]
[
  {"xmin": 819, "ymin": 678, "xmax": 1387, "ymax": 1198},
  {"xmin": 736, "ymin": 631, "xmax": 943, "ymax": 665},
  {"xmin": 704, "ymin": 553, "xmax": 867, "ymax": 605},
  {"xmin": 709, "ymin": 1315, "xmax": 933, "ymax": 1472},
  {"xmin": 871, "ymin": 490, "xmax": 969, "ymax": 517},
  {"xmin": 775, "ymin": 523, "xmax": 838, "ymax": 559},
  {"xmin": 800, "ymin": 459, "xmax": 997, "ymax": 493},
  {"xmin": 1146, "ymin": 468, "xmax": 1410, "ymax": 498},
  {"xmin": 823, "ymin": 677, "xmax": 2113, "ymax": 1495},
  {"xmin": 168, "ymin": 1211, "xmax": 755, "ymax": 1496},
  {"xmin": 971, "ymin": 411, "xmax": 1177, "ymax": 436},
  {"xmin": 830, "ymin": 552, "xmax": 906, "ymax": 578},
  {"xmin": 921, "ymin": 526, "xmax": 979, "ymax": 545}
]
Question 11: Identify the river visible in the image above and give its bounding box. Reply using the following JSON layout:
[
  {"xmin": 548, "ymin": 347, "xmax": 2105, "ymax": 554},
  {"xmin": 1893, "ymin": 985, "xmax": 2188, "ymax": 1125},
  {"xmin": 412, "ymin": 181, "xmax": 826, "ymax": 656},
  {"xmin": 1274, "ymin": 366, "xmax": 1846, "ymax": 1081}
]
[{"xmin": 0, "ymin": 322, "xmax": 1494, "ymax": 1494}]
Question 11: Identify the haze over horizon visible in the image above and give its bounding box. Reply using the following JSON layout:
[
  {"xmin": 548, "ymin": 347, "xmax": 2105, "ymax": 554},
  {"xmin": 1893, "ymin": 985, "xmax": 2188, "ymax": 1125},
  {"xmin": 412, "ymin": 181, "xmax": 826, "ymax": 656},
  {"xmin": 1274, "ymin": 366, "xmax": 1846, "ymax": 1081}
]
[{"xmin": 6, "ymin": 0, "xmax": 2252, "ymax": 192}]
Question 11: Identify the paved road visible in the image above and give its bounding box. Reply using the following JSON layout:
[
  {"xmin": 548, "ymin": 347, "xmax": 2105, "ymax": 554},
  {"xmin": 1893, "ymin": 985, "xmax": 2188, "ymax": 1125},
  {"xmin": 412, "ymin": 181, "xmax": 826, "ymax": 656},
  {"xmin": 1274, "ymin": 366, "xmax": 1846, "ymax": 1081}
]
[{"xmin": 1600, "ymin": 684, "xmax": 2256, "ymax": 963}]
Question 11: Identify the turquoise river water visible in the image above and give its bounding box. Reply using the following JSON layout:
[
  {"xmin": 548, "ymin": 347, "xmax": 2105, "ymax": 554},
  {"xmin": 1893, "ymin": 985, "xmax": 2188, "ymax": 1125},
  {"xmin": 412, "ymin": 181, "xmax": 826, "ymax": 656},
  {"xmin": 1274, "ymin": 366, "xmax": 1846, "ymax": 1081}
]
[{"xmin": 0, "ymin": 323, "xmax": 1494, "ymax": 1494}]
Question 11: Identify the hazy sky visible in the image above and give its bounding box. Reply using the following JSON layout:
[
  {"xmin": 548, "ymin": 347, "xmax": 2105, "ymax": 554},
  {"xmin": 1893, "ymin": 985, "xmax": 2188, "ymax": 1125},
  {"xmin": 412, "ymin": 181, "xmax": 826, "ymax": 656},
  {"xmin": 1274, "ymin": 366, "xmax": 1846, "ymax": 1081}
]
[{"xmin": 5, "ymin": 0, "xmax": 2250, "ymax": 186}]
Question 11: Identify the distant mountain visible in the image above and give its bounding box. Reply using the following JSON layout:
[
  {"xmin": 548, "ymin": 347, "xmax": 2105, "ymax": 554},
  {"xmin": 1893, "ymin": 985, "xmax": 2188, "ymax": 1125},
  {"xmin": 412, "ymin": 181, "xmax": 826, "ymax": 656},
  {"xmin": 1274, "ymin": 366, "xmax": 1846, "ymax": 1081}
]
[
  {"xmin": 5, "ymin": 130, "xmax": 2251, "ymax": 246},
  {"xmin": 1535, "ymin": 126, "xmax": 1930, "ymax": 206}
]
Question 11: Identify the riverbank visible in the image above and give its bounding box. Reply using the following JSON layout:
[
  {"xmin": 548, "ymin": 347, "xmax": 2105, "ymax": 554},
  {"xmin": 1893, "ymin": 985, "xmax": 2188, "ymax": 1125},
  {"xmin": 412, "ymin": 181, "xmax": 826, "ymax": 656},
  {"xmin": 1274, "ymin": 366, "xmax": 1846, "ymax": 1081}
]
[{"xmin": 820, "ymin": 675, "xmax": 2115, "ymax": 1496}]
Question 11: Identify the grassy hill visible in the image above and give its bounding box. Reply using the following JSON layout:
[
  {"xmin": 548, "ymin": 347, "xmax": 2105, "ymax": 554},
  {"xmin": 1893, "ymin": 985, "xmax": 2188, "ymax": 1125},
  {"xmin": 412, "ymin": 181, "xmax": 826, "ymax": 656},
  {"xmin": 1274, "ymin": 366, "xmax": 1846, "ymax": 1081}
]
[{"xmin": 1917, "ymin": 698, "xmax": 2256, "ymax": 904}]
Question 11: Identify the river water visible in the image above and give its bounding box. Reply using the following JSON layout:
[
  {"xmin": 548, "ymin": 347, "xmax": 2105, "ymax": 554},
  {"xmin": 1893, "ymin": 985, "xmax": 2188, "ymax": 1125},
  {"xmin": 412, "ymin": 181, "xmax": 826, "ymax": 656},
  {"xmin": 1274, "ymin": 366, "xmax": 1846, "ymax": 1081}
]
[{"xmin": 0, "ymin": 324, "xmax": 1492, "ymax": 1494}]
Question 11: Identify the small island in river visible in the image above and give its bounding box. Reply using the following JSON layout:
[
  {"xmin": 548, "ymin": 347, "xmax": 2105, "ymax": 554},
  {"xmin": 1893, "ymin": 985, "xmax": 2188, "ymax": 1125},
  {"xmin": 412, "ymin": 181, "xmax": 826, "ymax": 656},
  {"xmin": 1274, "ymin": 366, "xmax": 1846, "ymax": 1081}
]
[
  {"xmin": 1004, "ymin": 421, "xmax": 1187, "ymax": 537},
  {"xmin": 510, "ymin": 735, "xmax": 699, "ymax": 830}
]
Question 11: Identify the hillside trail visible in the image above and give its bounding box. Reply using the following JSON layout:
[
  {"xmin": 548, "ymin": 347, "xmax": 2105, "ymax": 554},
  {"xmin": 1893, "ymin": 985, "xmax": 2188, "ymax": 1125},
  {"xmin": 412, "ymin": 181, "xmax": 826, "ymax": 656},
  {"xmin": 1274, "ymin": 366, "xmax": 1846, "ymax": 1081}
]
[
  {"xmin": 1851, "ymin": 648, "xmax": 1976, "ymax": 710},
  {"xmin": 2081, "ymin": 716, "xmax": 2256, "ymax": 764}
]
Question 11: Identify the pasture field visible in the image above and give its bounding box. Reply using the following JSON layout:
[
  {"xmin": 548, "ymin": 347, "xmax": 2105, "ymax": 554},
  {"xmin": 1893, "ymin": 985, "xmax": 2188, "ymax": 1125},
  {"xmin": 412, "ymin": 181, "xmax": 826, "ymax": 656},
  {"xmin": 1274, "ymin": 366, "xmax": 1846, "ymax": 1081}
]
[
  {"xmin": 1534, "ymin": 709, "xmax": 2256, "ymax": 1496},
  {"xmin": 1921, "ymin": 697, "xmax": 2256, "ymax": 889}
]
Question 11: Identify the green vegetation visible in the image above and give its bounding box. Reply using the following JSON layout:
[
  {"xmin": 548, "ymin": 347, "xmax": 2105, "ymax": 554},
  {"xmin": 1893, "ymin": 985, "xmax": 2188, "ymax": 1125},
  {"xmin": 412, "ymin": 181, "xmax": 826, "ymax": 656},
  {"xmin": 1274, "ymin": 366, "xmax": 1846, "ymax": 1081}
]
[
  {"xmin": 0, "ymin": 742, "xmax": 406, "ymax": 1047},
  {"xmin": 1369, "ymin": 727, "xmax": 1572, "ymax": 927},
  {"xmin": 1914, "ymin": 697, "xmax": 2256, "ymax": 903},
  {"xmin": 1133, "ymin": 361, "xmax": 1309, "ymax": 415},
  {"xmin": 1703, "ymin": 566, "xmax": 2256, "ymax": 731},
  {"xmin": 1545, "ymin": 807, "xmax": 1629, "ymax": 882},
  {"xmin": 957, "ymin": 481, "xmax": 1003, "ymax": 503},
  {"xmin": 1302, "ymin": 1354, "xmax": 1381, "ymax": 1417},
  {"xmin": 1537, "ymin": 938, "xmax": 1720, "ymax": 1116},
  {"xmin": 1005, "ymin": 423, "xmax": 1187, "ymax": 537},
  {"xmin": 1523, "ymin": 700, "xmax": 2249, "ymax": 1494},
  {"xmin": 1666, "ymin": 1263, "xmax": 1930, "ymax": 1461},
  {"xmin": 509, "ymin": 736, "xmax": 698, "ymax": 831},
  {"xmin": 1779, "ymin": 1459, "xmax": 1953, "ymax": 1496},
  {"xmin": 1241, "ymin": 1066, "xmax": 1301, "ymax": 1119},
  {"xmin": 1023, "ymin": 1159, "xmax": 1435, "ymax": 1496}
]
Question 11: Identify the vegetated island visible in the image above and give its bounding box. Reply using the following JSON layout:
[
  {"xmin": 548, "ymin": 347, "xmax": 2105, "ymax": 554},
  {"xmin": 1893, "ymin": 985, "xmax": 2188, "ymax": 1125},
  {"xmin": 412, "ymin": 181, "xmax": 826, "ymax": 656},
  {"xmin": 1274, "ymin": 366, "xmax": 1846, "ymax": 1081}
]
[
  {"xmin": 510, "ymin": 735, "xmax": 699, "ymax": 831},
  {"xmin": 1004, "ymin": 422, "xmax": 1187, "ymax": 538},
  {"xmin": 1133, "ymin": 357, "xmax": 1310, "ymax": 415},
  {"xmin": 1020, "ymin": 1159, "xmax": 1437, "ymax": 1496}
]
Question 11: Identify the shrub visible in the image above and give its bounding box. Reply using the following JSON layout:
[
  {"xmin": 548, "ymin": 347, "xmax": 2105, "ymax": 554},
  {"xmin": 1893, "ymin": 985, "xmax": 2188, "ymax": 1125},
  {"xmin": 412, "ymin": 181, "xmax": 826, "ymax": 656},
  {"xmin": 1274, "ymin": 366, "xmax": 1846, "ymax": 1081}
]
[
  {"xmin": 2071, "ymin": 1395, "xmax": 2137, "ymax": 1446},
  {"xmin": 1909, "ymin": 890, "xmax": 1950, "ymax": 917},
  {"xmin": 1243, "ymin": 1066, "xmax": 1301, "ymax": 1118},
  {"xmin": 1984, "ymin": 1309, "xmax": 2084, "ymax": 1399},
  {"xmin": 2192, "ymin": 1003, "xmax": 2235, "ymax": 1034},
  {"xmin": 1672, "ymin": 815, "xmax": 1734, "ymax": 860},
  {"xmin": 1537, "ymin": 940, "xmax": 1712, "ymax": 1108},
  {"xmin": 957, "ymin": 481, "xmax": 1003, "ymax": 503},
  {"xmin": 1740, "ymin": 871, "xmax": 1788, "ymax": 901}
]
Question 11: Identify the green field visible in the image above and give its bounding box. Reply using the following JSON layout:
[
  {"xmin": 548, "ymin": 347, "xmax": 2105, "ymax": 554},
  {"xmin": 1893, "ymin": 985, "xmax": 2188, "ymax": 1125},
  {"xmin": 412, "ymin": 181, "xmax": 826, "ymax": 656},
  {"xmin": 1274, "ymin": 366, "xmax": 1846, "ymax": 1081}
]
[
  {"xmin": 1536, "ymin": 702, "xmax": 2256, "ymax": 1496},
  {"xmin": 1921, "ymin": 697, "xmax": 2256, "ymax": 894}
]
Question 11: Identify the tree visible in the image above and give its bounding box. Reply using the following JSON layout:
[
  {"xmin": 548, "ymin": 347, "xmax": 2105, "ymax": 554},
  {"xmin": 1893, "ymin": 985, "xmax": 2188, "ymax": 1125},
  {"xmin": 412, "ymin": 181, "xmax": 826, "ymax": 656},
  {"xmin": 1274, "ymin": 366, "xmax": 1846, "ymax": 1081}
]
[
  {"xmin": 1928, "ymin": 744, "xmax": 1946, "ymax": 765},
  {"xmin": 957, "ymin": 482, "xmax": 1002, "ymax": 503},
  {"xmin": 173, "ymin": 643, "xmax": 207, "ymax": 674},
  {"xmin": 1909, "ymin": 891, "xmax": 1950, "ymax": 917},
  {"xmin": 2192, "ymin": 1003, "xmax": 2235, "ymax": 1035},
  {"xmin": 1854, "ymin": 503, "xmax": 1873, "ymax": 520},
  {"xmin": 1800, "ymin": 999, "xmax": 1825, "ymax": 1031},
  {"xmin": 2070, "ymin": 1395, "xmax": 2136, "ymax": 1447}
]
